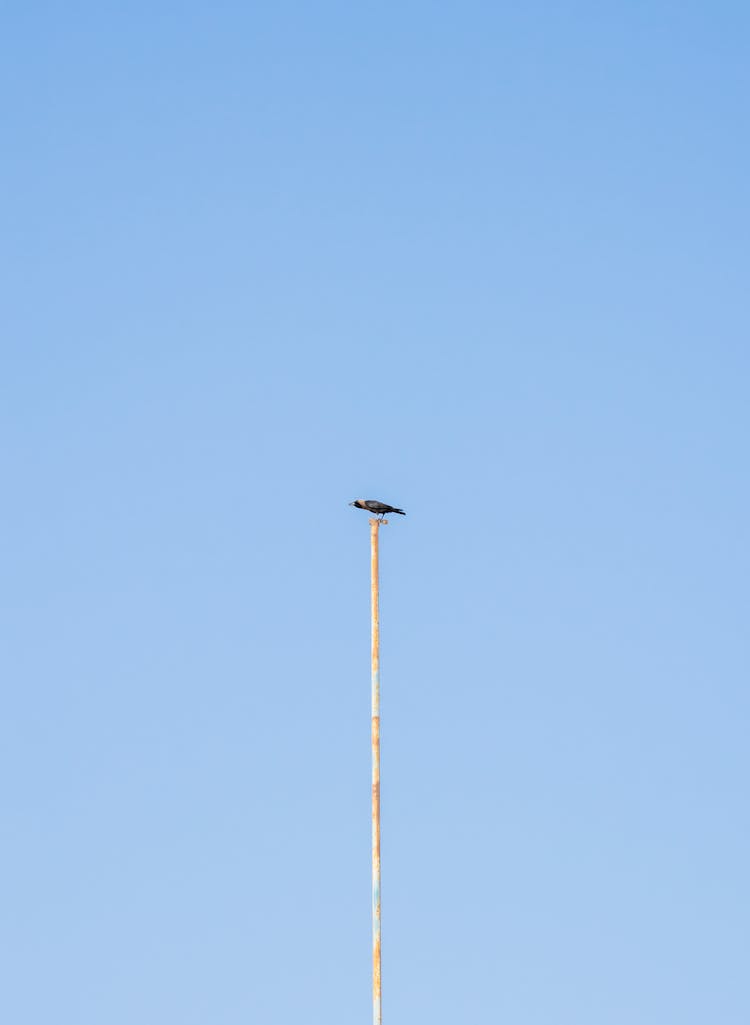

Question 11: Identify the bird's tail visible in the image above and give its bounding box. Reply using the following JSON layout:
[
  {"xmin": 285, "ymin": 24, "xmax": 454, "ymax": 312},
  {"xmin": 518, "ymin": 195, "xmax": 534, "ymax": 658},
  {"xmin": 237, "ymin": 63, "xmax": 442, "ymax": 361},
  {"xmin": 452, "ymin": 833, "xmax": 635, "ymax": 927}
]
[{"xmin": 393, "ymin": 508, "xmax": 405, "ymax": 515}]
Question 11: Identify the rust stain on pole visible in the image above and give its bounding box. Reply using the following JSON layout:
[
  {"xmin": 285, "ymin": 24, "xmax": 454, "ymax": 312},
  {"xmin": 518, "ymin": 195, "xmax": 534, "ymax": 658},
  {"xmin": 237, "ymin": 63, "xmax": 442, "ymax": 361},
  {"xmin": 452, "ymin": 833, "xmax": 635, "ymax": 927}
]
[{"xmin": 370, "ymin": 517, "xmax": 382, "ymax": 1025}]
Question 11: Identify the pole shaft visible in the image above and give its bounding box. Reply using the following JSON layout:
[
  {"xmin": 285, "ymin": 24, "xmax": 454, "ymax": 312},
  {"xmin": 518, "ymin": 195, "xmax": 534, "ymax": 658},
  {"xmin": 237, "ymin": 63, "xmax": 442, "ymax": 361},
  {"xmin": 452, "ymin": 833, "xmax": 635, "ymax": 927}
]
[{"xmin": 370, "ymin": 518, "xmax": 382, "ymax": 1025}]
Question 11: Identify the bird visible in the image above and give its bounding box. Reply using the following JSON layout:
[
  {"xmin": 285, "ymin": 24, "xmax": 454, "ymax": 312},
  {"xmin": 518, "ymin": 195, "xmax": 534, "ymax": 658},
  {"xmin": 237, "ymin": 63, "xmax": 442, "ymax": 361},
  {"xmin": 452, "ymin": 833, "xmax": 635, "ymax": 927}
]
[{"xmin": 349, "ymin": 499, "xmax": 405, "ymax": 519}]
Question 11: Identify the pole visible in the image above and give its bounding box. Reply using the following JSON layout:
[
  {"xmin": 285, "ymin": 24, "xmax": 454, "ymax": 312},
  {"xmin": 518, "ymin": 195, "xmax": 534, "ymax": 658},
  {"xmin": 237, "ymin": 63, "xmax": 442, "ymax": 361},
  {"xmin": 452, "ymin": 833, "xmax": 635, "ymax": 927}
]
[{"xmin": 370, "ymin": 517, "xmax": 382, "ymax": 1025}]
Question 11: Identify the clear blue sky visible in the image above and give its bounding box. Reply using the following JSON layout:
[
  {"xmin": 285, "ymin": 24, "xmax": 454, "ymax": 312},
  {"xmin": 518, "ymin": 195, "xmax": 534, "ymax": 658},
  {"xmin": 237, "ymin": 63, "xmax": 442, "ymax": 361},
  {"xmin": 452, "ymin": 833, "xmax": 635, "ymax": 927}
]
[{"xmin": 2, "ymin": 3, "xmax": 748, "ymax": 1023}]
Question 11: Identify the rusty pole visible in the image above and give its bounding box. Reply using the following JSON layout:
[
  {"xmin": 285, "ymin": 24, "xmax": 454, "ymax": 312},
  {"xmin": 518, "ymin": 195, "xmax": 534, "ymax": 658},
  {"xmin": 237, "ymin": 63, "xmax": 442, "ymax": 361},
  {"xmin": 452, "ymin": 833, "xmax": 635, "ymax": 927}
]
[{"xmin": 370, "ymin": 517, "xmax": 382, "ymax": 1025}]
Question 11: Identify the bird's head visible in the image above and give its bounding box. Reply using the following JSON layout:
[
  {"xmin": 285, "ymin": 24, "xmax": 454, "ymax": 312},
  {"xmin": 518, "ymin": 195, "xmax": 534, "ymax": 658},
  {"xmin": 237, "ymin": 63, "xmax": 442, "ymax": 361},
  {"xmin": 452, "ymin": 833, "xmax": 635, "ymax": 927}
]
[{"xmin": 349, "ymin": 499, "xmax": 363, "ymax": 508}]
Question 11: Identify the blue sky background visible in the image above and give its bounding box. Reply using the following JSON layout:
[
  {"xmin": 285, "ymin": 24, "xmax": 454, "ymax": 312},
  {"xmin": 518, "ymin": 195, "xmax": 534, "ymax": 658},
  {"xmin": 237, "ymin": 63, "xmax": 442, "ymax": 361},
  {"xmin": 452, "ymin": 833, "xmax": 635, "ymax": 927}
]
[{"xmin": 2, "ymin": 3, "xmax": 749, "ymax": 1023}]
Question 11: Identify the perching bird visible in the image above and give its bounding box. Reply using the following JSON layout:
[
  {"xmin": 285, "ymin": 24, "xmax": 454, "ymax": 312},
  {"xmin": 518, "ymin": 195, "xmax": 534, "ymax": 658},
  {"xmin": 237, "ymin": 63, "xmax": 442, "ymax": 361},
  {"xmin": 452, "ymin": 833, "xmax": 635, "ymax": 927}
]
[{"xmin": 349, "ymin": 499, "xmax": 406, "ymax": 518}]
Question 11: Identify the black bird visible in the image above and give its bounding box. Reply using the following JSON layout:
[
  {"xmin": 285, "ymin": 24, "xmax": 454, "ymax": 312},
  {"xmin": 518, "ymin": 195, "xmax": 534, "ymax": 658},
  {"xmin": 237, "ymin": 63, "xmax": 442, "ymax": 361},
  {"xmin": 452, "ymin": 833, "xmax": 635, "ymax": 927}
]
[{"xmin": 349, "ymin": 498, "xmax": 405, "ymax": 519}]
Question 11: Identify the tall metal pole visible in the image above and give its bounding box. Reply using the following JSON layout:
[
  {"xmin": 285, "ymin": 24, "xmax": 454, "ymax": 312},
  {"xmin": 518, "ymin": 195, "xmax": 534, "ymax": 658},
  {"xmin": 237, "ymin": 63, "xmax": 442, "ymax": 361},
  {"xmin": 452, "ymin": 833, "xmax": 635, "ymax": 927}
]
[{"xmin": 370, "ymin": 517, "xmax": 382, "ymax": 1025}]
